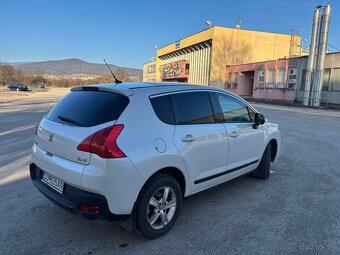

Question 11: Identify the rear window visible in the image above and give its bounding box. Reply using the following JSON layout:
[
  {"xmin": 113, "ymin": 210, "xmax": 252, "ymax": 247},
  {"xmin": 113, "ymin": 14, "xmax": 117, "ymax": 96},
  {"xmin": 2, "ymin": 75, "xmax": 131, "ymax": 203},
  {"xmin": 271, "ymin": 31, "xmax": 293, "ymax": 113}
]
[
  {"xmin": 172, "ymin": 92, "xmax": 215, "ymax": 124},
  {"xmin": 47, "ymin": 91, "xmax": 129, "ymax": 127},
  {"xmin": 150, "ymin": 95, "xmax": 175, "ymax": 124}
]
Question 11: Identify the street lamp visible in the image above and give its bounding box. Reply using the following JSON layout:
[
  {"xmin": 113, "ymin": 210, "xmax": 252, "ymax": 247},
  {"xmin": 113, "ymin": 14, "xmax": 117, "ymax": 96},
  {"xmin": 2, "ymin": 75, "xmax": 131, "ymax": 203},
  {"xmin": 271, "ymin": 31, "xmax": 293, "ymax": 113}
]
[
  {"xmin": 206, "ymin": 21, "xmax": 212, "ymax": 37},
  {"xmin": 302, "ymin": 39, "xmax": 308, "ymax": 48}
]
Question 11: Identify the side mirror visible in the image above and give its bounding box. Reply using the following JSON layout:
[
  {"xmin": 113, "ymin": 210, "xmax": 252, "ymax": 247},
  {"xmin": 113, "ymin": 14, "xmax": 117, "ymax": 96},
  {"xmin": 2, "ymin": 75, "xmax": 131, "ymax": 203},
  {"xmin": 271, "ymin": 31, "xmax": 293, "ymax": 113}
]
[{"xmin": 254, "ymin": 113, "xmax": 265, "ymax": 129}]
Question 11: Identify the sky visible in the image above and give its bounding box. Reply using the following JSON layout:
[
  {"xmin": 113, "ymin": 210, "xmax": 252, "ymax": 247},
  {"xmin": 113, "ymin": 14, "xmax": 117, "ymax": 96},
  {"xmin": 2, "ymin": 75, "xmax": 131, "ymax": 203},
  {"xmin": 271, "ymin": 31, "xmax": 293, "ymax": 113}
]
[{"xmin": 0, "ymin": 0, "xmax": 339, "ymax": 69}]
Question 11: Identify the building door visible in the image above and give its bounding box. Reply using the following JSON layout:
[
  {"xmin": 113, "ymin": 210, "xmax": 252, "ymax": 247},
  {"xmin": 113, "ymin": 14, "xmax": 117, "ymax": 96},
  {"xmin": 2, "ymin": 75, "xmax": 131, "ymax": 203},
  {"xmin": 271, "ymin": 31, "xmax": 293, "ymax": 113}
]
[{"xmin": 249, "ymin": 78, "xmax": 254, "ymax": 97}]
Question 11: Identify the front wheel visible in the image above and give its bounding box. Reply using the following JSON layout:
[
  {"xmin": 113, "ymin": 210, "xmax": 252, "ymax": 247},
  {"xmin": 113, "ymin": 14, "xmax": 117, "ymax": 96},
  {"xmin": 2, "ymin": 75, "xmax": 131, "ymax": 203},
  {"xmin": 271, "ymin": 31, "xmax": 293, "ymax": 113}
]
[
  {"xmin": 136, "ymin": 174, "xmax": 182, "ymax": 239},
  {"xmin": 253, "ymin": 143, "xmax": 271, "ymax": 179}
]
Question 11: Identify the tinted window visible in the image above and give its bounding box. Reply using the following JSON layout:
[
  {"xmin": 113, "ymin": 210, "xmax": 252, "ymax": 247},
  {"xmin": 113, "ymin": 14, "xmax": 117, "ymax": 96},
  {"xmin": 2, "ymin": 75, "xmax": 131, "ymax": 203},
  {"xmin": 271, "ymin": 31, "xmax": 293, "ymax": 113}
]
[
  {"xmin": 47, "ymin": 91, "xmax": 129, "ymax": 127},
  {"xmin": 215, "ymin": 93, "xmax": 250, "ymax": 122},
  {"xmin": 172, "ymin": 92, "xmax": 215, "ymax": 124},
  {"xmin": 150, "ymin": 95, "xmax": 175, "ymax": 124},
  {"xmin": 248, "ymin": 107, "xmax": 255, "ymax": 122}
]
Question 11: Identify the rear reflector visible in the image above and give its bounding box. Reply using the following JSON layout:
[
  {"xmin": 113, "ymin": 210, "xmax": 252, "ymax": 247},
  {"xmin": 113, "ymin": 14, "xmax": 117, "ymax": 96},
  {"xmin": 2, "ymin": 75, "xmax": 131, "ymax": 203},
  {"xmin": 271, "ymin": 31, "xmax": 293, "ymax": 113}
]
[
  {"xmin": 82, "ymin": 86, "xmax": 98, "ymax": 91},
  {"xmin": 79, "ymin": 205, "xmax": 99, "ymax": 214},
  {"xmin": 77, "ymin": 125, "xmax": 126, "ymax": 158}
]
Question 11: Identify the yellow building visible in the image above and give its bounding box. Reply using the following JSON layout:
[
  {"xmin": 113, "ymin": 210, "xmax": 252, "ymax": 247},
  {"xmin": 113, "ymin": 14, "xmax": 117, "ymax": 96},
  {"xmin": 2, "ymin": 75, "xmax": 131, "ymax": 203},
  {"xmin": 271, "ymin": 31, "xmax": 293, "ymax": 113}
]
[
  {"xmin": 142, "ymin": 60, "xmax": 156, "ymax": 82},
  {"xmin": 154, "ymin": 26, "xmax": 302, "ymax": 89}
]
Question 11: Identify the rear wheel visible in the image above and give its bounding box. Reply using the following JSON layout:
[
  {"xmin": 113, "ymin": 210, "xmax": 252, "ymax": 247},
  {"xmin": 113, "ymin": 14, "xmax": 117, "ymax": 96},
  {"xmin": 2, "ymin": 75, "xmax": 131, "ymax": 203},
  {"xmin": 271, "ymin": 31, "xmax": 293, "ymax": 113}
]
[
  {"xmin": 253, "ymin": 143, "xmax": 271, "ymax": 179},
  {"xmin": 136, "ymin": 174, "xmax": 182, "ymax": 239}
]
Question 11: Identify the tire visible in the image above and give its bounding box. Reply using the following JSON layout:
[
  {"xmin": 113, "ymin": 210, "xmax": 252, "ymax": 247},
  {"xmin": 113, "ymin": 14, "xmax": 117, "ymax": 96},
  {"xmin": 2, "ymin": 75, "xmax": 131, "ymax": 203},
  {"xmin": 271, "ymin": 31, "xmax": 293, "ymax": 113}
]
[
  {"xmin": 136, "ymin": 174, "xmax": 182, "ymax": 239},
  {"xmin": 253, "ymin": 143, "xmax": 271, "ymax": 180}
]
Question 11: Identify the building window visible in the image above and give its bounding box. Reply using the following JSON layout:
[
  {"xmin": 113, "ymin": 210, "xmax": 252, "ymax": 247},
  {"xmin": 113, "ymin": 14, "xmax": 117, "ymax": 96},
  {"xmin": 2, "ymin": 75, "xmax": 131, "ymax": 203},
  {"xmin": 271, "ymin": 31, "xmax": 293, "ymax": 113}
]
[
  {"xmin": 175, "ymin": 40, "xmax": 180, "ymax": 49},
  {"xmin": 277, "ymin": 69, "xmax": 285, "ymax": 88},
  {"xmin": 258, "ymin": 70, "xmax": 265, "ymax": 88},
  {"xmin": 232, "ymin": 72, "xmax": 238, "ymax": 89},
  {"xmin": 185, "ymin": 63, "xmax": 190, "ymax": 75},
  {"xmin": 227, "ymin": 72, "xmax": 232, "ymax": 89},
  {"xmin": 287, "ymin": 68, "xmax": 297, "ymax": 89},
  {"xmin": 148, "ymin": 64, "xmax": 156, "ymax": 73},
  {"xmin": 322, "ymin": 69, "xmax": 331, "ymax": 91},
  {"xmin": 267, "ymin": 70, "xmax": 274, "ymax": 88},
  {"xmin": 331, "ymin": 68, "xmax": 340, "ymax": 91},
  {"xmin": 300, "ymin": 70, "xmax": 314, "ymax": 91}
]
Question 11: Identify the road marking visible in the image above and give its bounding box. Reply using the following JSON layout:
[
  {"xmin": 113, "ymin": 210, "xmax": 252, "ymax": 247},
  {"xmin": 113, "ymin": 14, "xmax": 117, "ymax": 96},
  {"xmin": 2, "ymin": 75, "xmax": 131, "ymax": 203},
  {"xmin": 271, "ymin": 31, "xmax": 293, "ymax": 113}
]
[{"xmin": 0, "ymin": 124, "xmax": 35, "ymax": 137}]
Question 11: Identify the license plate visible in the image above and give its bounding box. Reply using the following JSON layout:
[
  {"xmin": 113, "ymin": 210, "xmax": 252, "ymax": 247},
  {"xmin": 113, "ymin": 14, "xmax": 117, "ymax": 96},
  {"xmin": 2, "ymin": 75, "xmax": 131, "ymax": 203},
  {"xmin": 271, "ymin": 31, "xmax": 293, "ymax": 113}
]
[{"xmin": 41, "ymin": 171, "xmax": 64, "ymax": 194}]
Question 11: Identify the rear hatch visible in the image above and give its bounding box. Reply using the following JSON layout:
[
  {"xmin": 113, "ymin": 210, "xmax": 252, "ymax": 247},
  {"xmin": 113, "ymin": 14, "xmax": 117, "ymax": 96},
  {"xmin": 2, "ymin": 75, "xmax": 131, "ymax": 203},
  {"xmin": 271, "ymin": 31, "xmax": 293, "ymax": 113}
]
[{"xmin": 35, "ymin": 89, "xmax": 129, "ymax": 164}]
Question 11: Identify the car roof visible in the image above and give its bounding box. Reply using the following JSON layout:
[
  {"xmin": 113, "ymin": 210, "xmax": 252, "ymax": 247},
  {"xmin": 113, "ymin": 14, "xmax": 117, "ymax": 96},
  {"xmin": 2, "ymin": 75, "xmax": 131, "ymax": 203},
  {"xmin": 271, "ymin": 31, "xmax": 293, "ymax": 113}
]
[
  {"xmin": 73, "ymin": 82, "xmax": 257, "ymax": 111},
  {"xmin": 85, "ymin": 82, "xmax": 230, "ymax": 94},
  {"xmin": 75, "ymin": 82, "xmax": 251, "ymax": 108}
]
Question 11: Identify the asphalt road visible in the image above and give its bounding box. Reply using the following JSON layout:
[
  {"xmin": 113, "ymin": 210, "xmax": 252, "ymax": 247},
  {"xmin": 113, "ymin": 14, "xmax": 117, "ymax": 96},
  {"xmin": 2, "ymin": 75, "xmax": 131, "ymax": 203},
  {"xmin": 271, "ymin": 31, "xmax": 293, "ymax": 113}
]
[{"xmin": 0, "ymin": 94, "xmax": 339, "ymax": 255}]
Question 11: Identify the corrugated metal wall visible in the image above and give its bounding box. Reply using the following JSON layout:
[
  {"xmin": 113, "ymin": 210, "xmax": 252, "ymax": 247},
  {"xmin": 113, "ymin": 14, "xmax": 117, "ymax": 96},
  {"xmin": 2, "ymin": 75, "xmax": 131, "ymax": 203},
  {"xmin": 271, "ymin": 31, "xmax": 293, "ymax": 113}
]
[{"xmin": 159, "ymin": 40, "xmax": 212, "ymax": 86}]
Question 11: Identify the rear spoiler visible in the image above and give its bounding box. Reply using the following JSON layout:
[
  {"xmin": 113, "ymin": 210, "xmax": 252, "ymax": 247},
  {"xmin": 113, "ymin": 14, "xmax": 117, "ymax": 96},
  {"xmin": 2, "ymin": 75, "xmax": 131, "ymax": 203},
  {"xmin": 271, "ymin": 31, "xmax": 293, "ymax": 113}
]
[{"xmin": 71, "ymin": 85, "xmax": 134, "ymax": 97}]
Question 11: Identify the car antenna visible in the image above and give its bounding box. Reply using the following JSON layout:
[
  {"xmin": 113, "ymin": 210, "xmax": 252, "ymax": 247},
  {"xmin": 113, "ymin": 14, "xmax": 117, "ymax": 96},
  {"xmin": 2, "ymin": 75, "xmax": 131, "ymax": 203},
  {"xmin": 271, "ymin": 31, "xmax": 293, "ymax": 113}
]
[{"xmin": 103, "ymin": 59, "xmax": 122, "ymax": 84}]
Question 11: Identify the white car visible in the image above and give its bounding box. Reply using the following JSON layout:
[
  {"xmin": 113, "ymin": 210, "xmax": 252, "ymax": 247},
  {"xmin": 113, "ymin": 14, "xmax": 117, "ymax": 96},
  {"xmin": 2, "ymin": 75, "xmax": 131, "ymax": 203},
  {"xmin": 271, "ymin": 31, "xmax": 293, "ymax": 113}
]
[{"xmin": 30, "ymin": 82, "xmax": 280, "ymax": 238}]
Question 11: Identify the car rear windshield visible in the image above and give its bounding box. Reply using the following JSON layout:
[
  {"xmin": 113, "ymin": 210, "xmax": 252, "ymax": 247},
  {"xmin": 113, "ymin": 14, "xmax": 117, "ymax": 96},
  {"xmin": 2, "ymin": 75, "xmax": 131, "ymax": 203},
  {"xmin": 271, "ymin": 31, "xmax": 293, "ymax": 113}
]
[{"xmin": 47, "ymin": 91, "xmax": 129, "ymax": 127}]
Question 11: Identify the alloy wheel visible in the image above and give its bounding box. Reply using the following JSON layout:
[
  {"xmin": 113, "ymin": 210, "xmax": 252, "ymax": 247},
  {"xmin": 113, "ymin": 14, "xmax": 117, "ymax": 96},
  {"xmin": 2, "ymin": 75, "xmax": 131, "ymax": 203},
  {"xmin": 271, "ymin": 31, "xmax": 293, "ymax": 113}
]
[{"xmin": 147, "ymin": 186, "xmax": 177, "ymax": 230}]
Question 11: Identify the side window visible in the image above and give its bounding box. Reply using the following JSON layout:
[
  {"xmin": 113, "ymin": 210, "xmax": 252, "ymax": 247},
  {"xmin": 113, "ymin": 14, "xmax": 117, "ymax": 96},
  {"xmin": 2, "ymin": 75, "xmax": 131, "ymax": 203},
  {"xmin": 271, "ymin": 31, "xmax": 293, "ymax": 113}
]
[
  {"xmin": 150, "ymin": 95, "xmax": 175, "ymax": 124},
  {"xmin": 172, "ymin": 92, "xmax": 215, "ymax": 124},
  {"xmin": 248, "ymin": 107, "xmax": 256, "ymax": 122},
  {"xmin": 215, "ymin": 93, "xmax": 251, "ymax": 123}
]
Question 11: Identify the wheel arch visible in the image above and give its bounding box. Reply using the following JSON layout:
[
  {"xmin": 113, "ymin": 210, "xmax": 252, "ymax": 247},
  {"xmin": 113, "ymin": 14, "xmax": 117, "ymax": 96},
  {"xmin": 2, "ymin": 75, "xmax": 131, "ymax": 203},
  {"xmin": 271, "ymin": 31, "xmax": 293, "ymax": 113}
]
[
  {"xmin": 139, "ymin": 167, "xmax": 187, "ymax": 199},
  {"xmin": 268, "ymin": 139, "xmax": 278, "ymax": 162}
]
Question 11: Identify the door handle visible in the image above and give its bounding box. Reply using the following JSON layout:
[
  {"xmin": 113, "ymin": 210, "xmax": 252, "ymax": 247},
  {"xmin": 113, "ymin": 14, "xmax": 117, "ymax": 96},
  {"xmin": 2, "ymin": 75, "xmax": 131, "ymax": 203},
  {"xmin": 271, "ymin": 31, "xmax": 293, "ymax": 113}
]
[
  {"xmin": 181, "ymin": 135, "xmax": 196, "ymax": 142},
  {"xmin": 229, "ymin": 132, "xmax": 239, "ymax": 138}
]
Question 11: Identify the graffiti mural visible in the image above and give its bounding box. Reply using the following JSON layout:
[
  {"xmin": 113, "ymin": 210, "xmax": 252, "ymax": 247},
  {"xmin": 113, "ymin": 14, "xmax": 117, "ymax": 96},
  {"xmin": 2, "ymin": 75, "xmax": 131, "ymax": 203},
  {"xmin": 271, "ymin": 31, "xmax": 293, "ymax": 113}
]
[{"xmin": 160, "ymin": 60, "xmax": 189, "ymax": 80}]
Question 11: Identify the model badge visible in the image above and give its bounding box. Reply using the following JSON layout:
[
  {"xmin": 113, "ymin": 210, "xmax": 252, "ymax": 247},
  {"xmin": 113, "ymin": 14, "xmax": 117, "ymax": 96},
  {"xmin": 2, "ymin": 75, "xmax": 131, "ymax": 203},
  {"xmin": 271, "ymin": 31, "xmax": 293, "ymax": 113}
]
[{"xmin": 49, "ymin": 134, "xmax": 53, "ymax": 142}]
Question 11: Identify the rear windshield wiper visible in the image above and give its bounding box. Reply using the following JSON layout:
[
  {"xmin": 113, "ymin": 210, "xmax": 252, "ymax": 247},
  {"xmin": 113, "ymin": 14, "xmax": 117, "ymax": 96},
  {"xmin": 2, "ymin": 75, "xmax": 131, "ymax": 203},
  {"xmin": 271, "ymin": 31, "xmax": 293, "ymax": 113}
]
[{"xmin": 57, "ymin": 115, "xmax": 83, "ymax": 126}]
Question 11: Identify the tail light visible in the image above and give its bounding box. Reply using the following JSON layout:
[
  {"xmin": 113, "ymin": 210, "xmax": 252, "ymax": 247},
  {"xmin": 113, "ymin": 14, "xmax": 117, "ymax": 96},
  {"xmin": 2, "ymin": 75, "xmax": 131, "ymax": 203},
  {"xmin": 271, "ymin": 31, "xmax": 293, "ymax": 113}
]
[
  {"xmin": 77, "ymin": 125, "xmax": 126, "ymax": 158},
  {"xmin": 35, "ymin": 116, "xmax": 43, "ymax": 135},
  {"xmin": 79, "ymin": 205, "xmax": 99, "ymax": 214}
]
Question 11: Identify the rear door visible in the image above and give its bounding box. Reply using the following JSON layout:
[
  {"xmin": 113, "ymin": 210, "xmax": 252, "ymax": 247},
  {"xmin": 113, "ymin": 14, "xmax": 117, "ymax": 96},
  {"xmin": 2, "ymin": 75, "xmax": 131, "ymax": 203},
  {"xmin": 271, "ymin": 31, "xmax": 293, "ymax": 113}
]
[
  {"xmin": 36, "ymin": 90, "xmax": 129, "ymax": 164},
  {"xmin": 172, "ymin": 91, "xmax": 229, "ymax": 192},
  {"xmin": 212, "ymin": 92, "xmax": 264, "ymax": 172}
]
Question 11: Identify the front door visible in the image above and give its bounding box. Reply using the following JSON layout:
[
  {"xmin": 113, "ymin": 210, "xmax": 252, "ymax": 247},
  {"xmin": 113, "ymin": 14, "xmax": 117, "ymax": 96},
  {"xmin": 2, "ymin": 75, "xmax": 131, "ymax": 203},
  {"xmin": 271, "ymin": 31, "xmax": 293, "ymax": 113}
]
[
  {"xmin": 213, "ymin": 92, "xmax": 264, "ymax": 173},
  {"xmin": 171, "ymin": 91, "xmax": 229, "ymax": 193}
]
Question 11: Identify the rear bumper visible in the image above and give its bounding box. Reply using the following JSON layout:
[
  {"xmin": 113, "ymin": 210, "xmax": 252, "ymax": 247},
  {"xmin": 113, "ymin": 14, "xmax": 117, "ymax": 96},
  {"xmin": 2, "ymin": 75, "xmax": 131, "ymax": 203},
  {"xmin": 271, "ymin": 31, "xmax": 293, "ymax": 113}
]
[{"xmin": 30, "ymin": 163, "xmax": 130, "ymax": 222}]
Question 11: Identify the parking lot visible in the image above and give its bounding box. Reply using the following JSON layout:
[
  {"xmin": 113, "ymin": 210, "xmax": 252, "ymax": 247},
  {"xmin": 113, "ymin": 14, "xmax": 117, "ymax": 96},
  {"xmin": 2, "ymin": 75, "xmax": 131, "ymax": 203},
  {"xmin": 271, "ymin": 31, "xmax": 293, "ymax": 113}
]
[{"xmin": 0, "ymin": 88, "xmax": 339, "ymax": 255}]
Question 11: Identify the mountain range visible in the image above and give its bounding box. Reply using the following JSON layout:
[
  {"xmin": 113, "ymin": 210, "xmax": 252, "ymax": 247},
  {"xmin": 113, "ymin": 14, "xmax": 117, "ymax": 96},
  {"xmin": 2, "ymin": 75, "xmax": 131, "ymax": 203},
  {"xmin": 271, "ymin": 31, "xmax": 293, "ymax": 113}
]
[{"xmin": 9, "ymin": 58, "xmax": 142, "ymax": 78}]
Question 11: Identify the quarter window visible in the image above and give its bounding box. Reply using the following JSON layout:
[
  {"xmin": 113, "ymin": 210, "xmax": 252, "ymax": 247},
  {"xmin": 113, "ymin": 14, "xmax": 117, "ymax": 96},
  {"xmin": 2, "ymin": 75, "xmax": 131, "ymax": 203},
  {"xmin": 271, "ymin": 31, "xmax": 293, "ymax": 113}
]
[
  {"xmin": 248, "ymin": 107, "xmax": 256, "ymax": 122},
  {"xmin": 215, "ymin": 93, "xmax": 250, "ymax": 123},
  {"xmin": 150, "ymin": 95, "xmax": 175, "ymax": 124},
  {"xmin": 172, "ymin": 92, "xmax": 215, "ymax": 124}
]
